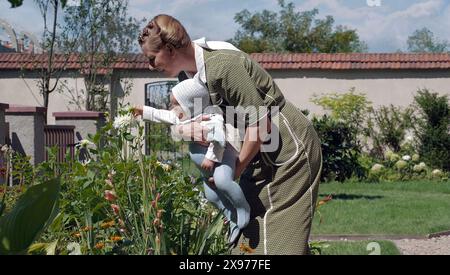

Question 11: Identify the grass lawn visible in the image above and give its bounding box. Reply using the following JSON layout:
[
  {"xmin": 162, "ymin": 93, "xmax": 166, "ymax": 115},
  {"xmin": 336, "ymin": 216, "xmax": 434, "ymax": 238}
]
[
  {"xmin": 312, "ymin": 180, "xmax": 450, "ymax": 235},
  {"xmin": 318, "ymin": 240, "xmax": 401, "ymax": 255}
]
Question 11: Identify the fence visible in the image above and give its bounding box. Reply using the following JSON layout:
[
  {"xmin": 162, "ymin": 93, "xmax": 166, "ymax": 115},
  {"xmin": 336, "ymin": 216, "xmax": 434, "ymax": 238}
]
[{"xmin": 44, "ymin": 125, "xmax": 75, "ymax": 163}]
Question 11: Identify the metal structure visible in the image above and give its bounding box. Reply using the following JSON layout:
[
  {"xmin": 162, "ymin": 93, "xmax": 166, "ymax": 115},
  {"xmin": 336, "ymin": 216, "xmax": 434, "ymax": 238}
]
[
  {"xmin": 44, "ymin": 125, "xmax": 75, "ymax": 163},
  {"xmin": 0, "ymin": 18, "xmax": 41, "ymax": 53},
  {"xmin": 144, "ymin": 80, "xmax": 192, "ymax": 170}
]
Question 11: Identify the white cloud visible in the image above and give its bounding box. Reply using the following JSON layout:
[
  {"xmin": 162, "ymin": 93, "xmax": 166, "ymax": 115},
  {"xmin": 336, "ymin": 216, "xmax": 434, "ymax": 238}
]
[
  {"xmin": 1, "ymin": 0, "xmax": 449, "ymax": 52},
  {"xmin": 357, "ymin": 0, "xmax": 447, "ymax": 51},
  {"xmin": 295, "ymin": 0, "xmax": 449, "ymax": 52}
]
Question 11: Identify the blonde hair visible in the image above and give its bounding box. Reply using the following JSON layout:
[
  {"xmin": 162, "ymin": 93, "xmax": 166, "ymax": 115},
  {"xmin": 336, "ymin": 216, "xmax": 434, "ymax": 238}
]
[{"xmin": 138, "ymin": 14, "xmax": 191, "ymax": 51}]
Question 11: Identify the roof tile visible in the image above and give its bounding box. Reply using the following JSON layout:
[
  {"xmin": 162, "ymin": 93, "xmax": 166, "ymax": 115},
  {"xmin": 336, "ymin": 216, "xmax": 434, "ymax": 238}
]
[{"xmin": 1, "ymin": 52, "xmax": 450, "ymax": 71}]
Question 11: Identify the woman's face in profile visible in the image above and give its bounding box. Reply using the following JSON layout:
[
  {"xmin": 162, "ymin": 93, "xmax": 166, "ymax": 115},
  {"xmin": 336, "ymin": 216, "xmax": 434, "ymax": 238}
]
[{"xmin": 142, "ymin": 44, "xmax": 180, "ymax": 77}]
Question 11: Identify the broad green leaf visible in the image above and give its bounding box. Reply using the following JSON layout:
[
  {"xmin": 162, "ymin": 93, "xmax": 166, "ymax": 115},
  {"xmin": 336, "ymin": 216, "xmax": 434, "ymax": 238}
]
[{"xmin": 0, "ymin": 178, "xmax": 60, "ymax": 255}]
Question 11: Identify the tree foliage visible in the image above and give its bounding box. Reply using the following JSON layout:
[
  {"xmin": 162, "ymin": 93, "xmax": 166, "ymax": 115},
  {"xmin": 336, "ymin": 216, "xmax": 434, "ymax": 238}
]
[
  {"xmin": 60, "ymin": 0, "xmax": 144, "ymax": 111},
  {"xmin": 230, "ymin": 0, "xmax": 367, "ymax": 53},
  {"xmin": 407, "ymin": 28, "xmax": 449, "ymax": 53}
]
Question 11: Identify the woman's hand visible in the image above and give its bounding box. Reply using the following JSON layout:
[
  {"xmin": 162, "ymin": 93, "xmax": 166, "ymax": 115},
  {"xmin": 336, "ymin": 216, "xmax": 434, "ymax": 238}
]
[
  {"xmin": 233, "ymin": 123, "xmax": 267, "ymax": 180},
  {"xmin": 173, "ymin": 115, "xmax": 211, "ymax": 146},
  {"xmin": 201, "ymin": 158, "xmax": 216, "ymax": 172}
]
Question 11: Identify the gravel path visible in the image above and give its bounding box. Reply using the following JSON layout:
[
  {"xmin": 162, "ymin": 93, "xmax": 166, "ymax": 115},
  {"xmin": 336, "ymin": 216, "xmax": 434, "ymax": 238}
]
[{"xmin": 393, "ymin": 236, "xmax": 450, "ymax": 255}]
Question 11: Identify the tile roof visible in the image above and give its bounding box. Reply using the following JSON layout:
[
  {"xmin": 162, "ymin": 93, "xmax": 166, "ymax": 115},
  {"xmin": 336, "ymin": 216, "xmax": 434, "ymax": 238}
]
[
  {"xmin": 1, "ymin": 52, "xmax": 450, "ymax": 71},
  {"xmin": 250, "ymin": 53, "xmax": 450, "ymax": 70}
]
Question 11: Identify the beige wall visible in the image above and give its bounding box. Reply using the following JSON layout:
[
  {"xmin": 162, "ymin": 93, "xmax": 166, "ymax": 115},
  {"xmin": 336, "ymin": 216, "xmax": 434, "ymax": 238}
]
[
  {"xmin": 1, "ymin": 69, "xmax": 450, "ymax": 124},
  {"xmin": 0, "ymin": 70, "xmax": 173, "ymax": 124},
  {"xmin": 270, "ymin": 69, "xmax": 450, "ymax": 116}
]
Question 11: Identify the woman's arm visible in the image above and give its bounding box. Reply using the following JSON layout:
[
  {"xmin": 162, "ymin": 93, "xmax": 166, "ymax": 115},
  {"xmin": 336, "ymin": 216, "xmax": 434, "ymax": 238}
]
[
  {"xmin": 172, "ymin": 115, "xmax": 211, "ymax": 145},
  {"xmin": 235, "ymin": 116, "xmax": 271, "ymax": 179}
]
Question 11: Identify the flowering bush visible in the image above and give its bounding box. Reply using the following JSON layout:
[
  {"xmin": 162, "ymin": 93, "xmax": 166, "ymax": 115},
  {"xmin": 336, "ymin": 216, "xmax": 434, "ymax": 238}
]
[
  {"xmin": 362, "ymin": 150, "xmax": 448, "ymax": 182},
  {"xmin": 4, "ymin": 105, "xmax": 228, "ymax": 255}
]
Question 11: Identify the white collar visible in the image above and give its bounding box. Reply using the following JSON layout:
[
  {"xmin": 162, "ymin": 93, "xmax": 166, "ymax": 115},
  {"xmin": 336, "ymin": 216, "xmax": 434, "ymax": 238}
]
[
  {"xmin": 193, "ymin": 41, "xmax": 207, "ymax": 83},
  {"xmin": 190, "ymin": 37, "xmax": 241, "ymax": 83}
]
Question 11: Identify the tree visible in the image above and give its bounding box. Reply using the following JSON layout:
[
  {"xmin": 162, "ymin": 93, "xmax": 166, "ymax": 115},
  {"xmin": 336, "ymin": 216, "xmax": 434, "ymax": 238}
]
[
  {"xmin": 407, "ymin": 28, "xmax": 449, "ymax": 53},
  {"xmin": 59, "ymin": 0, "xmax": 143, "ymax": 112},
  {"xmin": 229, "ymin": 0, "xmax": 367, "ymax": 53},
  {"xmin": 32, "ymin": 0, "xmax": 69, "ymax": 124}
]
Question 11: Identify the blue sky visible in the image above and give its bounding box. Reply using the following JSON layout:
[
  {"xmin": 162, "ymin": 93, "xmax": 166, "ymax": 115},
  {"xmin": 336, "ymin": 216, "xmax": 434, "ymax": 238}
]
[{"xmin": 1, "ymin": 0, "xmax": 450, "ymax": 52}]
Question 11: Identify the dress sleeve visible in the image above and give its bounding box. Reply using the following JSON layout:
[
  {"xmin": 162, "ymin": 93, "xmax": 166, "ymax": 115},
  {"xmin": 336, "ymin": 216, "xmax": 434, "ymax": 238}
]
[{"xmin": 142, "ymin": 106, "xmax": 180, "ymax": 125}]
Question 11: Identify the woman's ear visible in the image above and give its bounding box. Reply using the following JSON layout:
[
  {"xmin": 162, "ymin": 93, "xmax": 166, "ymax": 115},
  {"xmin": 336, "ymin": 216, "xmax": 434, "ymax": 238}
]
[{"xmin": 166, "ymin": 43, "xmax": 175, "ymax": 56}]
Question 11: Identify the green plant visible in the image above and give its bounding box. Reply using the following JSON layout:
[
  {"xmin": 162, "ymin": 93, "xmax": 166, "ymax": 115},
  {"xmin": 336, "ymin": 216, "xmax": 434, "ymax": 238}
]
[
  {"xmin": 33, "ymin": 105, "xmax": 228, "ymax": 255},
  {"xmin": 0, "ymin": 178, "xmax": 60, "ymax": 255},
  {"xmin": 412, "ymin": 89, "xmax": 450, "ymax": 171},
  {"xmin": 366, "ymin": 105, "xmax": 414, "ymax": 157},
  {"xmin": 311, "ymin": 88, "xmax": 372, "ymax": 139},
  {"xmin": 312, "ymin": 115, "xmax": 363, "ymax": 182}
]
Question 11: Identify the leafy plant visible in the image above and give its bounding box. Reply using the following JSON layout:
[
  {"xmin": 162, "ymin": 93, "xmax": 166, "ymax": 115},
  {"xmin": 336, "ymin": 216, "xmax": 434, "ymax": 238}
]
[
  {"xmin": 366, "ymin": 105, "xmax": 414, "ymax": 157},
  {"xmin": 412, "ymin": 89, "xmax": 450, "ymax": 171},
  {"xmin": 30, "ymin": 105, "xmax": 228, "ymax": 255},
  {"xmin": 312, "ymin": 115, "xmax": 363, "ymax": 182},
  {"xmin": 311, "ymin": 88, "xmax": 372, "ymax": 141},
  {"xmin": 0, "ymin": 178, "xmax": 60, "ymax": 255}
]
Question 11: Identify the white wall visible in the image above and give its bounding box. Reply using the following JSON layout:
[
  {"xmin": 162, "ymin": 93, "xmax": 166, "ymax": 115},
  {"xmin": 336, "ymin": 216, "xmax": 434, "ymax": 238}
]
[
  {"xmin": 1, "ymin": 69, "xmax": 450, "ymax": 124},
  {"xmin": 270, "ymin": 69, "xmax": 450, "ymax": 116}
]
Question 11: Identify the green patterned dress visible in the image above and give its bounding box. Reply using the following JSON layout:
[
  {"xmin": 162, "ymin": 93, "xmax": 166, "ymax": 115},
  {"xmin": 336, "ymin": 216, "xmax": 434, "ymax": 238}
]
[{"xmin": 202, "ymin": 48, "xmax": 323, "ymax": 255}]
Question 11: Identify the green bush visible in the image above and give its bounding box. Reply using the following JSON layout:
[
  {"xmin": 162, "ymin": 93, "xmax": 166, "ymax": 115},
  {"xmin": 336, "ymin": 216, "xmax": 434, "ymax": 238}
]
[
  {"xmin": 312, "ymin": 115, "xmax": 363, "ymax": 182},
  {"xmin": 366, "ymin": 105, "xmax": 414, "ymax": 157},
  {"xmin": 413, "ymin": 89, "xmax": 450, "ymax": 171},
  {"xmin": 311, "ymin": 88, "xmax": 372, "ymax": 139}
]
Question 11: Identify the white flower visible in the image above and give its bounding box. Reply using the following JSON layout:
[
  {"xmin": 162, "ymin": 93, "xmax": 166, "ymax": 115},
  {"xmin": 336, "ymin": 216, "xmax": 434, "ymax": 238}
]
[
  {"xmin": 412, "ymin": 154, "xmax": 420, "ymax": 162},
  {"xmin": 67, "ymin": 242, "xmax": 82, "ymax": 255},
  {"xmin": 402, "ymin": 155, "xmax": 411, "ymax": 161},
  {"xmin": 113, "ymin": 113, "xmax": 136, "ymax": 130},
  {"xmin": 81, "ymin": 159, "xmax": 91, "ymax": 166},
  {"xmin": 432, "ymin": 169, "xmax": 443, "ymax": 177},
  {"xmin": 1, "ymin": 144, "xmax": 13, "ymax": 154},
  {"xmin": 371, "ymin": 164, "xmax": 384, "ymax": 173},
  {"xmin": 405, "ymin": 135, "xmax": 414, "ymax": 142},
  {"xmin": 1, "ymin": 144, "xmax": 9, "ymax": 152},
  {"xmin": 121, "ymin": 105, "xmax": 135, "ymax": 114},
  {"xmin": 413, "ymin": 164, "xmax": 426, "ymax": 172},
  {"xmin": 77, "ymin": 139, "xmax": 94, "ymax": 148},
  {"xmin": 199, "ymin": 197, "xmax": 208, "ymax": 210},
  {"xmin": 395, "ymin": 160, "xmax": 408, "ymax": 170}
]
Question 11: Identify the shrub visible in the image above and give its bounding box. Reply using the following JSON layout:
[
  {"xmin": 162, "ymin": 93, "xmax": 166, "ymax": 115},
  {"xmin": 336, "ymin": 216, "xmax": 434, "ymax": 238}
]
[
  {"xmin": 311, "ymin": 88, "xmax": 372, "ymax": 139},
  {"xmin": 366, "ymin": 105, "xmax": 414, "ymax": 157},
  {"xmin": 312, "ymin": 115, "xmax": 363, "ymax": 182},
  {"xmin": 413, "ymin": 89, "xmax": 450, "ymax": 171}
]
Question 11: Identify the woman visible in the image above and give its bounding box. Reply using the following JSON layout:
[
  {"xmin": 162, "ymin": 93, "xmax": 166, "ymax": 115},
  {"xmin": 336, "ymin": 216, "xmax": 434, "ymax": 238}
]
[{"xmin": 136, "ymin": 14, "xmax": 322, "ymax": 255}]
